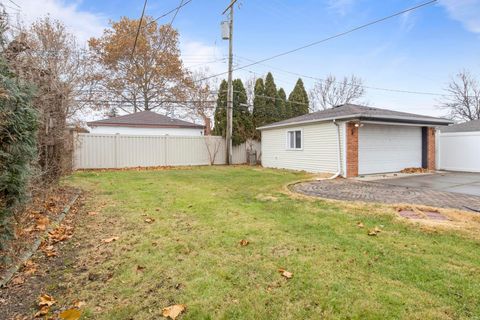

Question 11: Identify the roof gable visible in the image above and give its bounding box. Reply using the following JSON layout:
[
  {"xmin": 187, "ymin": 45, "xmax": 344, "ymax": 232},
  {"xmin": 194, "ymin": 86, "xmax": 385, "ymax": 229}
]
[{"xmin": 87, "ymin": 110, "xmax": 204, "ymax": 129}]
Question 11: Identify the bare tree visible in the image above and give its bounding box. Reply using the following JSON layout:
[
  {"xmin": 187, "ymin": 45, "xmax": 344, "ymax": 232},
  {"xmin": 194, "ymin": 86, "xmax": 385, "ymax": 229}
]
[
  {"xmin": 6, "ymin": 17, "xmax": 91, "ymax": 183},
  {"xmin": 183, "ymin": 68, "xmax": 217, "ymax": 135},
  {"xmin": 204, "ymin": 136, "xmax": 223, "ymax": 165},
  {"xmin": 439, "ymin": 70, "xmax": 480, "ymax": 122},
  {"xmin": 309, "ymin": 74, "xmax": 365, "ymax": 110},
  {"xmin": 244, "ymin": 75, "xmax": 256, "ymax": 112}
]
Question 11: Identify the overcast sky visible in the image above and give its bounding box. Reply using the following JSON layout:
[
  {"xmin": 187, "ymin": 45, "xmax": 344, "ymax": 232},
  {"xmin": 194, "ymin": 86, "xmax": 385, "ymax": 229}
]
[{"xmin": 5, "ymin": 0, "xmax": 480, "ymax": 117}]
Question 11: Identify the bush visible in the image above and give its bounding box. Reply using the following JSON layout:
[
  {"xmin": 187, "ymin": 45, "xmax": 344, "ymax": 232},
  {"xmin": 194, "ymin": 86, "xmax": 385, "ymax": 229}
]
[{"xmin": 0, "ymin": 57, "xmax": 38, "ymax": 246}]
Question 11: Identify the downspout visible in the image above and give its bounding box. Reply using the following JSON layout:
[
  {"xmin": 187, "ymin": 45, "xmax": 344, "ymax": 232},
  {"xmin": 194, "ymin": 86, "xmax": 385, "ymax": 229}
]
[{"xmin": 318, "ymin": 119, "xmax": 342, "ymax": 180}]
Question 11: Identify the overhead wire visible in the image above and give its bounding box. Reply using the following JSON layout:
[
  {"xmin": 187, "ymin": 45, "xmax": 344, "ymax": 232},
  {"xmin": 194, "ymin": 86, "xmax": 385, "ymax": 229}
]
[
  {"xmin": 131, "ymin": 0, "xmax": 148, "ymax": 58},
  {"xmin": 195, "ymin": 0, "xmax": 438, "ymax": 82},
  {"xmin": 234, "ymin": 55, "xmax": 449, "ymax": 97}
]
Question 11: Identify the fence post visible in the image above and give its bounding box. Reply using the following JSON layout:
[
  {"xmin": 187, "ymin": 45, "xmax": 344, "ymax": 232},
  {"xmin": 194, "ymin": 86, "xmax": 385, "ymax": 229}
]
[
  {"xmin": 114, "ymin": 133, "xmax": 119, "ymax": 168},
  {"xmin": 163, "ymin": 136, "xmax": 167, "ymax": 166}
]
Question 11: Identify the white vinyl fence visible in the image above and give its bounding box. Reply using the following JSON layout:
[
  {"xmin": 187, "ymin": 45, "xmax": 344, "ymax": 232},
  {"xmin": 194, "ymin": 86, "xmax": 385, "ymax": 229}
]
[
  {"xmin": 73, "ymin": 133, "xmax": 261, "ymax": 169},
  {"xmin": 437, "ymin": 131, "xmax": 480, "ymax": 172}
]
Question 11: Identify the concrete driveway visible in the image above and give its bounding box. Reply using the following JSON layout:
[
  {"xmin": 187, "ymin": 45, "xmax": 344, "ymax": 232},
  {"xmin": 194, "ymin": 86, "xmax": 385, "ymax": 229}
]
[{"xmin": 371, "ymin": 172, "xmax": 480, "ymax": 197}]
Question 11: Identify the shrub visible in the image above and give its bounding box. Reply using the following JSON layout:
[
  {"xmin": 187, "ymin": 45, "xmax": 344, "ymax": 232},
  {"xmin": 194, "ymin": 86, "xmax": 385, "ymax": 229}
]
[{"xmin": 0, "ymin": 57, "xmax": 38, "ymax": 247}]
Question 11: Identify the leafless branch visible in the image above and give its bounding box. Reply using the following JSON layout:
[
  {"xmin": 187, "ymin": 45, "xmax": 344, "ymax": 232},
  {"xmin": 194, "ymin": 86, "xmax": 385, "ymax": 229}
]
[
  {"xmin": 439, "ymin": 70, "xmax": 480, "ymax": 122},
  {"xmin": 309, "ymin": 74, "xmax": 366, "ymax": 110}
]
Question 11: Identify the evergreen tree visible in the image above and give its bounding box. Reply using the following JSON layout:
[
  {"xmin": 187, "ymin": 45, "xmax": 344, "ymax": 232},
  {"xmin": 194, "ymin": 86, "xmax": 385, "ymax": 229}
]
[
  {"xmin": 252, "ymin": 78, "xmax": 266, "ymax": 140},
  {"xmin": 213, "ymin": 79, "xmax": 253, "ymax": 145},
  {"xmin": 264, "ymin": 72, "xmax": 278, "ymax": 122},
  {"xmin": 213, "ymin": 80, "xmax": 228, "ymax": 137},
  {"xmin": 231, "ymin": 79, "xmax": 253, "ymax": 145},
  {"xmin": 288, "ymin": 78, "xmax": 309, "ymax": 117},
  {"xmin": 0, "ymin": 54, "xmax": 38, "ymax": 245},
  {"xmin": 276, "ymin": 88, "xmax": 287, "ymax": 120}
]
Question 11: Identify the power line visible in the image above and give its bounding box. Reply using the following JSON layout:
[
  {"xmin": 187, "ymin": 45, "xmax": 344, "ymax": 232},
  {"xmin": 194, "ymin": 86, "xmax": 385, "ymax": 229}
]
[
  {"xmin": 196, "ymin": 0, "xmax": 438, "ymax": 82},
  {"xmin": 235, "ymin": 55, "xmax": 448, "ymax": 97},
  {"xmin": 145, "ymin": 0, "xmax": 193, "ymax": 28},
  {"xmin": 131, "ymin": 0, "xmax": 148, "ymax": 58},
  {"xmin": 169, "ymin": 0, "xmax": 185, "ymax": 26},
  {"xmin": 6, "ymin": 0, "xmax": 20, "ymax": 9}
]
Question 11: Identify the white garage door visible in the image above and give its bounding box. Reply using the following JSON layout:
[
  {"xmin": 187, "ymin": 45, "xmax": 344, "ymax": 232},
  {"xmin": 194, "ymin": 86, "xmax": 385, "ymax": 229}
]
[
  {"xmin": 438, "ymin": 132, "xmax": 480, "ymax": 172},
  {"xmin": 358, "ymin": 124, "xmax": 422, "ymax": 175}
]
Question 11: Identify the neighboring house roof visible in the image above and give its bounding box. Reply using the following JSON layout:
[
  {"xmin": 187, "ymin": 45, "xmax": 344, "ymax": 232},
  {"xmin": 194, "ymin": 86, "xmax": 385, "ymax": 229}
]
[
  {"xmin": 87, "ymin": 110, "xmax": 205, "ymax": 129},
  {"xmin": 439, "ymin": 119, "xmax": 480, "ymax": 133},
  {"xmin": 257, "ymin": 104, "xmax": 453, "ymax": 130}
]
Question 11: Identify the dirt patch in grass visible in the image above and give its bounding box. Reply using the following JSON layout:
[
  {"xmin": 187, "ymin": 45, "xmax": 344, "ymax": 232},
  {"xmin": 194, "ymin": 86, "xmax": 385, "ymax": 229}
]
[{"xmin": 394, "ymin": 205, "xmax": 480, "ymax": 239}]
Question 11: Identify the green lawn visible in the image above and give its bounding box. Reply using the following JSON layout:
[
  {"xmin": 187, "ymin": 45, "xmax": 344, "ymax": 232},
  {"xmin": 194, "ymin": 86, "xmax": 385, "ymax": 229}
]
[{"xmin": 62, "ymin": 166, "xmax": 480, "ymax": 320}]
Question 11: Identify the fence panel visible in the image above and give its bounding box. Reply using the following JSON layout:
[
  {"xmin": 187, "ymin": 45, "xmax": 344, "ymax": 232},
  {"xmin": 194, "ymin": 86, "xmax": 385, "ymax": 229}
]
[
  {"xmin": 73, "ymin": 134, "xmax": 247, "ymax": 169},
  {"xmin": 232, "ymin": 140, "xmax": 262, "ymax": 164}
]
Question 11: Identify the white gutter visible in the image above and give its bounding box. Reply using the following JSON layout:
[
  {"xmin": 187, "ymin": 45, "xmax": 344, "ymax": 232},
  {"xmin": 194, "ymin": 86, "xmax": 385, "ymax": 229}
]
[
  {"xmin": 257, "ymin": 114, "xmax": 453, "ymax": 131},
  {"xmin": 359, "ymin": 120, "xmax": 450, "ymax": 127}
]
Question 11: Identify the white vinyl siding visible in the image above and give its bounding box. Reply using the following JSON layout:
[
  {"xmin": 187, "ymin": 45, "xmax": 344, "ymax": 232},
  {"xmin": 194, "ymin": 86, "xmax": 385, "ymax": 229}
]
[
  {"xmin": 358, "ymin": 124, "xmax": 422, "ymax": 175},
  {"xmin": 261, "ymin": 122, "xmax": 344, "ymax": 174}
]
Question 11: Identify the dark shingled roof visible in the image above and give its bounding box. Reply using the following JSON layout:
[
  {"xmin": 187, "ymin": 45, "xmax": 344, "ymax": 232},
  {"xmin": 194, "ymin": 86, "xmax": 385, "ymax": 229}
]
[
  {"xmin": 87, "ymin": 110, "xmax": 205, "ymax": 129},
  {"xmin": 440, "ymin": 119, "xmax": 480, "ymax": 133},
  {"xmin": 258, "ymin": 104, "xmax": 453, "ymax": 129}
]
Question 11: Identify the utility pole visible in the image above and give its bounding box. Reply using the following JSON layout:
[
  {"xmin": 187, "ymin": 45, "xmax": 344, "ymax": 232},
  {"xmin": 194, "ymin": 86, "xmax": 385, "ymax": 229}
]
[{"xmin": 222, "ymin": 0, "xmax": 237, "ymax": 165}]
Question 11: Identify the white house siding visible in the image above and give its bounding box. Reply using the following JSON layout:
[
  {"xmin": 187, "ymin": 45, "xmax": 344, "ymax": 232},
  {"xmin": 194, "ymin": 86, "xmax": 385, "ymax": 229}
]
[
  {"xmin": 261, "ymin": 121, "xmax": 344, "ymax": 174},
  {"xmin": 88, "ymin": 125, "xmax": 204, "ymax": 136}
]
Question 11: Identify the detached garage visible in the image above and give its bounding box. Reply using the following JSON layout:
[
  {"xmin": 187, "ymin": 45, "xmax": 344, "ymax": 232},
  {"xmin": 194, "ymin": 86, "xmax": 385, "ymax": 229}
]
[
  {"xmin": 258, "ymin": 104, "xmax": 452, "ymax": 177},
  {"xmin": 437, "ymin": 119, "xmax": 480, "ymax": 172}
]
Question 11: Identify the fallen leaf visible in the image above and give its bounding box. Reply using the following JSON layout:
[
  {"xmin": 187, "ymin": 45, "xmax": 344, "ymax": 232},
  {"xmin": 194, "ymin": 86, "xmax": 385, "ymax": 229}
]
[
  {"xmin": 73, "ymin": 300, "xmax": 86, "ymax": 308},
  {"xmin": 278, "ymin": 268, "xmax": 293, "ymax": 279},
  {"xmin": 367, "ymin": 227, "xmax": 382, "ymax": 236},
  {"xmin": 36, "ymin": 217, "xmax": 49, "ymax": 231},
  {"xmin": 59, "ymin": 308, "xmax": 82, "ymax": 320},
  {"xmin": 239, "ymin": 239, "xmax": 249, "ymax": 246},
  {"xmin": 162, "ymin": 304, "xmax": 186, "ymax": 320},
  {"xmin": 39, "ymin": 294, "xmax": 56, "ymax": 307},
  {"xmin": 357, "ymin": 222, "xmax": 364, "ymax": 228},
  {"xmin": 144, "ymin": 218, "xmax": 155, "ymax": 223},
  {"xmin": 48, "ymin": 226, "xmax": 73, "ymax": 243},
  {"xmin": 102, "ymin": 236, "xmax": 119, "ymax": 243},
  {"xmin": 136, "ymin": 265, "xmax": 145, "ymax": 273},
  {"xmin": 23, "ymin": 226, "xmax": 35, "ymax": 233},
  {"xmin": 41, "ymin": 245, "xmax": 58, "ymax": 257},
  {"xmin": 35, "ymin": 306, "xmax": 50, "ymax": 317},
  {"xmin": 11, "ymin": 276, "xmax": 25, "ymax": 285},
  {"xmin": 23, "ymin": 260, "xmax": 38, "ymax": 276}
]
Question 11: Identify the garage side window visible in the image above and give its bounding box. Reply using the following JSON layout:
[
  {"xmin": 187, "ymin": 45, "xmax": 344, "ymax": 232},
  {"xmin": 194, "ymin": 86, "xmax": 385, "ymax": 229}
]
[{"xmin": 286, "ymin": 130, "xmax": 302, "ymax": 149}]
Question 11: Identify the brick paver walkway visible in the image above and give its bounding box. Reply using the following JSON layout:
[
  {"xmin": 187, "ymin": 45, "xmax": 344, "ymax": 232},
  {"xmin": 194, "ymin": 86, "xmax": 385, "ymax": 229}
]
[{"xmin": 292, "ymin": 179, "xmax": 480, "ymax": 212}]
